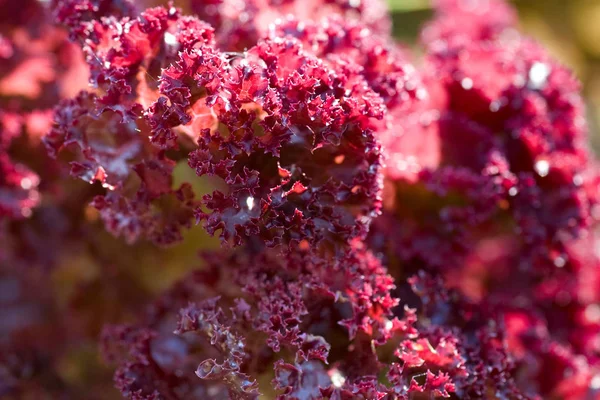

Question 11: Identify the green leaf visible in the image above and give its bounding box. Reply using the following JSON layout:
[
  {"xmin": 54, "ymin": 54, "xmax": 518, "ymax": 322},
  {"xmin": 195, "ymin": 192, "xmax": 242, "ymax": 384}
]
[{"xmin": 388, "ymin": 0, "xmax": 431, "ymax": 12}]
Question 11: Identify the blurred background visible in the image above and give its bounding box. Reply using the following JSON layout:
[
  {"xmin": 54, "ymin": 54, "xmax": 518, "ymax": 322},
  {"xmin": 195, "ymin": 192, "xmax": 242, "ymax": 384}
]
[
  {"xmin": 389, "ymin": 0, "xmax": 600, "ymax": 151},
  {"xmin": 3, "ymin": 1, "xmax": 599, "ymax": 398}
]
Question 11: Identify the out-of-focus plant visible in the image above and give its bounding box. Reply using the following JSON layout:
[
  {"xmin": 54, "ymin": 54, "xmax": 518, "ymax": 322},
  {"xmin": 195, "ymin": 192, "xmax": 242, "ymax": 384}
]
[{"xmin": 1, "ymin": 0, "xmax": 600, "ymax": 399}]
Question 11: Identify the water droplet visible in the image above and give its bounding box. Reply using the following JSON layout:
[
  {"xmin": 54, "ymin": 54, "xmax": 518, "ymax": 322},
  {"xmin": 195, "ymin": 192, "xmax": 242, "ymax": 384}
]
[
  {"xmin": 330, "ymin": 369, "xmax": 346, "ymax": 388},
  {"xmin": 508, "ymin": 187, "xmax": 519, "ymax": 197},
  {"xmin": 20, "ymin": 177, "xmax": 32, "ymax": 190},
  {"xmin": 591, "ymin": 375, "xmax": 600, "ymax": 390},
  {"xmin": 197, "ymin": 361, "xmax": 215, "ymax": 378},
  {"xmin": 349, "ymin": 0, "xmax": 361, "ymax": 7},
  {"xmin": 164, "ymin": 32, "xmax": 177, "ymax": 46},
  {"xmin": 585, "ymin": 305, "xmax": 600, "ymax": 324},
  {"xmin": 385, "ymin": 319, "xmax": 393, "ymax": 330},
  {"xmin": 554, "ymin": 255, "xmax": 566, "ymax": 268},
  {"xmin": 489, "ymin": 100, "xmax": 502, "ymax": 112},
  {"xmin": 573, "ymin": 174, "xmax": 583, "ymax": 186},
  {"xmin": 487, "ymin": 166, "xmax": 499, "ymax": 175},
  {"xmin": 461, "ymin": 77, "xmax": 473, "ymax": 90},
  {"xmin": 245, "ymin": 196, "xmax": 255, "ymax": 210},
  {"xmin": 233, "ymin": 11, "xmax": 247, "ymax": 23},
  {"xmin": 528, "ymin": 62, "xmax": 551, "ymax": 90},
  {"xmin": 534, "ymin": 159, "xmax": 550, "ymax": 177}
]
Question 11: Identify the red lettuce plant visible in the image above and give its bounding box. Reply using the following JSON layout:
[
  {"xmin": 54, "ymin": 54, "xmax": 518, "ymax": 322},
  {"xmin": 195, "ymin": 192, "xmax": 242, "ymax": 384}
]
[{"xmin": 1, "ymin": 0, "xmax": 600, "ymax": 399}]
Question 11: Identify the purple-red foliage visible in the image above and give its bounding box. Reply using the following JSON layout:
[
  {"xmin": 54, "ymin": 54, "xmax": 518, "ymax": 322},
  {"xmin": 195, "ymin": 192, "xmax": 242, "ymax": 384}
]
[
  {"xmin": 1, "ymin": 0, "xmax": 599, "ymax": 399},
  {"xmin": 189, "ymin": 0, "xmax": 391, "ymax": 51},
  {"xmin": 154, "ymin": 37, "xmax": 384, "ymax": 250},
  {"xmin": 44, "ymin": 6, "xmax": 216, "ymax": 245}
]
